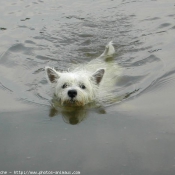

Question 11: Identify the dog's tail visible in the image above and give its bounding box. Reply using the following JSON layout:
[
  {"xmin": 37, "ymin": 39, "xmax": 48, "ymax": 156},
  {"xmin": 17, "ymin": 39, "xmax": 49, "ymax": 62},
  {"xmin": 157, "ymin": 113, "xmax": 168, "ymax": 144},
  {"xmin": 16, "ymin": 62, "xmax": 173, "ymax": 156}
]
[{"xmin": 100, "ymin": 41, "xmax": 115, "ymax": 58}]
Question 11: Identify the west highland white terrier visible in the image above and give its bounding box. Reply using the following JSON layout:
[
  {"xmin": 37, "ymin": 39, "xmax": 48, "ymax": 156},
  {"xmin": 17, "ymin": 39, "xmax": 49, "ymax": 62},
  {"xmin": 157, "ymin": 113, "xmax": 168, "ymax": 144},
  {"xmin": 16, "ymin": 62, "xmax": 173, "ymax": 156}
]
[{"xmin": 45, "ymin": 41, "xmax": 121, "ymax": 107}]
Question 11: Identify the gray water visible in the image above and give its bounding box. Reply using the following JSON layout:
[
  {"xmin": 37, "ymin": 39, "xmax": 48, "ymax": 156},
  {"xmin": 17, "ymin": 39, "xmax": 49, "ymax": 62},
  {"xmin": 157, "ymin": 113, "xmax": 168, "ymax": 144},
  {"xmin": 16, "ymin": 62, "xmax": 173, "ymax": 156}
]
[{"xmin": 0, "ymin": 0, "xmax": 175, "ymax": 174}]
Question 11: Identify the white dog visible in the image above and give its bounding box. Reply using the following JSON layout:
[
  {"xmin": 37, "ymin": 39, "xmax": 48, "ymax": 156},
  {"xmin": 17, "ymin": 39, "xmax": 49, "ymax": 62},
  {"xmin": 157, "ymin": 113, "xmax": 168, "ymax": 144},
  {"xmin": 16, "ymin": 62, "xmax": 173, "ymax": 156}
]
[{"xmin": 45, "ymin": 41, "xmax": 121, "ymax": 106}]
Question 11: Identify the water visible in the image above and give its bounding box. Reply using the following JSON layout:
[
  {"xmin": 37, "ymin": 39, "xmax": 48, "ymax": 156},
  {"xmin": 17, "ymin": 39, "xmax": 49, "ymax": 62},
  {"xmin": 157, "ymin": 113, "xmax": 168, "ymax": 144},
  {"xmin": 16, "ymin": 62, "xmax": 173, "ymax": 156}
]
[{"xmin": 0, "ymin": 0, "xmax": 175, "ymax": 174}]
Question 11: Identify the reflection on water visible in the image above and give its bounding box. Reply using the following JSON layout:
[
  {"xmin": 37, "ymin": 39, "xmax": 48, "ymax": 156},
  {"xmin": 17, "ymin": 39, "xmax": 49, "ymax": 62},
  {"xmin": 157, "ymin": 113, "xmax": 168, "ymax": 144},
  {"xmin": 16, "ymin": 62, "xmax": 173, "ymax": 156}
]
[
  {"xmin": 50, "ymin": 105, "xmax": 88, "ymax": 125},
  {"xmin": 49, "ymin": 98, "xmax": 106, "ymax": 125}
]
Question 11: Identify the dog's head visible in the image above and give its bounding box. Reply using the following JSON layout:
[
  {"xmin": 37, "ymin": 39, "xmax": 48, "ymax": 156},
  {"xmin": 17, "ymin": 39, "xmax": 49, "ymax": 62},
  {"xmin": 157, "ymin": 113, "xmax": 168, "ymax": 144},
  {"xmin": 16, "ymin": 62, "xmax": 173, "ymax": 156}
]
[{"xmin": 45, "ymin": 67, "xmax": 105, "ymax": 106}]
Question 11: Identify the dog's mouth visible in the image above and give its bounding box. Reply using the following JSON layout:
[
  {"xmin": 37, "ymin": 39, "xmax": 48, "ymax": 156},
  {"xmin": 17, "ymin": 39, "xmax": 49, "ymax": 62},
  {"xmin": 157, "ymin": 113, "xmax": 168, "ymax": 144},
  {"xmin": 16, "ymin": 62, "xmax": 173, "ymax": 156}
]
[{"xmin": 63, "ymin": 99, "xmax": 85, "ymax": 106}]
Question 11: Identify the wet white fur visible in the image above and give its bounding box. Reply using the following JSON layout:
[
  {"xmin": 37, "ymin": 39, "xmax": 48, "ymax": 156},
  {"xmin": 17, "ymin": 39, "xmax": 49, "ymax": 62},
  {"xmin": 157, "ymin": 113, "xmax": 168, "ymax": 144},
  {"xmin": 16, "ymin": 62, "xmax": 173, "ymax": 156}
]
[{"xmin": 45, "ymin": 41, "xmax": 121, "ymax": 106}]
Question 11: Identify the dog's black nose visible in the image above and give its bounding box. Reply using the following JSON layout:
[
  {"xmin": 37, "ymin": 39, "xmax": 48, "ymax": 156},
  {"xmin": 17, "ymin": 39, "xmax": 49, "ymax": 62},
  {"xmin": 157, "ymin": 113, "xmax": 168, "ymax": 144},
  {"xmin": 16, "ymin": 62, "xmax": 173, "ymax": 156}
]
[{"xmin": 68, "ymin": 90, "xmax": 77, "ymax": 98}]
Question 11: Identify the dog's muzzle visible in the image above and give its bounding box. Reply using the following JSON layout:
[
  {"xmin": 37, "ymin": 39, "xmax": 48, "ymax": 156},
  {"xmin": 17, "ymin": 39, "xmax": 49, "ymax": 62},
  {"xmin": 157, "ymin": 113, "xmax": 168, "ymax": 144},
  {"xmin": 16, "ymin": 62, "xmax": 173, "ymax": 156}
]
[{"xmin": 68, "ymin": 89, "xmax": 77, "ymax": 98}]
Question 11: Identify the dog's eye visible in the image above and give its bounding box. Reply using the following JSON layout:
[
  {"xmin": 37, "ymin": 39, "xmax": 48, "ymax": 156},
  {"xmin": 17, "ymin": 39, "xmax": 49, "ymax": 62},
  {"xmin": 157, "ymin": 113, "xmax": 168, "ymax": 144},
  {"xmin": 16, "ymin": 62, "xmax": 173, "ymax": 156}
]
[
  {"xmin": 62, "ymin": 84, "xmax": 68, "ymax": 89},
  {"xmin": 80, "ymin": 84, "xmax": 86, "ymax": 89}
]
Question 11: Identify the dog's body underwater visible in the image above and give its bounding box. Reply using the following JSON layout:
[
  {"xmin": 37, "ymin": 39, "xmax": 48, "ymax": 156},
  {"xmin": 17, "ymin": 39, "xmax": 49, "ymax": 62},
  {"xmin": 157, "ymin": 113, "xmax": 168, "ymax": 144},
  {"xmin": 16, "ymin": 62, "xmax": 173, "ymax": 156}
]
[{"xmin": 45, "ymin": 41, "xmax": 121, "ymax": 106}]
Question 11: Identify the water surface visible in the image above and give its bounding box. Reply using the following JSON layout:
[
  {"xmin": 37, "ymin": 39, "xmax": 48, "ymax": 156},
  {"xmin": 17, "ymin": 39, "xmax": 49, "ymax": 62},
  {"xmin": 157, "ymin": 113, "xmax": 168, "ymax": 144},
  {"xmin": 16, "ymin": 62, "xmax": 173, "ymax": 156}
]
[{"xmin": 0, "ymin": 0, "xmax": 175, "ymax": 174}]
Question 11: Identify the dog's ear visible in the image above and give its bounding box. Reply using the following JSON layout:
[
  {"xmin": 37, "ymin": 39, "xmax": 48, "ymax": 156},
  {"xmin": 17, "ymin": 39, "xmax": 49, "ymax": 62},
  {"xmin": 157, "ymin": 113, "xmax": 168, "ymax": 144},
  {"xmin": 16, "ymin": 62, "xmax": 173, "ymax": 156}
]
[
  {"xmin": 91, "ymin": 68, "xmax": 105, "ymax": 85},
  {"xmin": 45, "ymin": 66, "xmax": 60, "ymax": 83}
]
